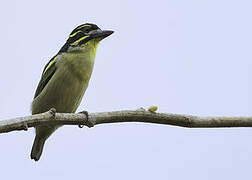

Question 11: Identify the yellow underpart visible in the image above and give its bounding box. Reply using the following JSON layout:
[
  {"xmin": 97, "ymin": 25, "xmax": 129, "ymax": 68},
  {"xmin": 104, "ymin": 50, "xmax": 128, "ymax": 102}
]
[
  {"xmin": 73, "ymin": 36, "xmax": 89, "ymax": 45},
  {"xmin": 43, "ymin": 55, "xmax": 59, "ymax": 74},
  {"xmin": 69, "ymin": 30, "xmax": 83, "ymax": 37},
  {"xmin": 76, "ymin": 24, "xmax": 91, "ymax": 30}
]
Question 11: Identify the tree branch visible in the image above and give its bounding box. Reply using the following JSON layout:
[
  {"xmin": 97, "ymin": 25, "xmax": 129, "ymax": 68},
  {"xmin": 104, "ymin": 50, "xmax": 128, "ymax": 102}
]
[{"xmin": 1, "ymin": 108, "xmax": 252, "ymax": 134}]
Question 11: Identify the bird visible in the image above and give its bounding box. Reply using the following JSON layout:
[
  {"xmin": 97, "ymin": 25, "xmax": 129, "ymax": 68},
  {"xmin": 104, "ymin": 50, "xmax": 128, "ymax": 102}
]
[{"xmin": 30, "ymin": 23, "xmax": 113, "ymax": 161}]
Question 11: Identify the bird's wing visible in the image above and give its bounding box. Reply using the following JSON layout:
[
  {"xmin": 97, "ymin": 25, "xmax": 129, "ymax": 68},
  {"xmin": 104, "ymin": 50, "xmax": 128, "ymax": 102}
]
[{"xmin": 34, "ymin": 55, "xmax": 59, "ymax": 98}]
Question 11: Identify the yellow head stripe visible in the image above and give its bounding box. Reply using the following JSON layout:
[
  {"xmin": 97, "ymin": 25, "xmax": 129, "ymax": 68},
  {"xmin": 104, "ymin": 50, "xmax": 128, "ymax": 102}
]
[
  {"xmin": 69, "ymin": 30, "xmax": 83, "ymax": 37},
  {"xmin": 73, "ymin": 36, "xmax": 89, "ymax": 45},
  {"xmin": 76, "ymin": 24, "xmax": 91, "ymax": 30},
  {"xmin": 43, "ymin": 55, "xmax": 59, "ymax": 74}
]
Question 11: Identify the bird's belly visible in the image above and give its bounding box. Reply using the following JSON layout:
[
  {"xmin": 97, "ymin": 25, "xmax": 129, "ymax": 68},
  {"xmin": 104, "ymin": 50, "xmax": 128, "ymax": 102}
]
[{"xmin": 32, "ymin": 69, "xmax": 88, "ymax": 114}]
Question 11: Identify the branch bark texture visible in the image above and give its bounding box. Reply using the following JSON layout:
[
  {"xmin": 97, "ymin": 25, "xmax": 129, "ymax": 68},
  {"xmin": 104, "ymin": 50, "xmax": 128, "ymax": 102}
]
[{"xmin": 1, "ymin": 109, "xmax": 252, "ymax": 134}]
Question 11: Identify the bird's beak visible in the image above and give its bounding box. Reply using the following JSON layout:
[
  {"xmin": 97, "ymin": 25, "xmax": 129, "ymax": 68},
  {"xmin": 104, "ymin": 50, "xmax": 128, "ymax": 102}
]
[{"xmin": 90, "ymin": 30, "xmax": 114, "ymax": 41}]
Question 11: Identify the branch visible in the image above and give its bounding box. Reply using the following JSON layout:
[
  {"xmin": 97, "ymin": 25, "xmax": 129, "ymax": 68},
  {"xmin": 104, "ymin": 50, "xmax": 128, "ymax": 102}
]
[{"xmin": 1, "ymin": 108, "xmax": 252, "ymax": 134}]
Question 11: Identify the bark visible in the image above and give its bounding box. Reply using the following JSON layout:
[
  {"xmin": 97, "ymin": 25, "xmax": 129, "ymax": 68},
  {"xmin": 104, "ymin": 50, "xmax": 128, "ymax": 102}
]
[{"xmin": 1, "ymin": 108, "xmax": 252, "ymax": 134}]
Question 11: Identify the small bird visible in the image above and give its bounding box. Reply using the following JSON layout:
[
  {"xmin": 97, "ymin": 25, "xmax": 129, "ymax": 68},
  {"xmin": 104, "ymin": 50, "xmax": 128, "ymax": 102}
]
[{"xmin": 30, "ymin": 23, "xmax": 113, "ymax": 161}]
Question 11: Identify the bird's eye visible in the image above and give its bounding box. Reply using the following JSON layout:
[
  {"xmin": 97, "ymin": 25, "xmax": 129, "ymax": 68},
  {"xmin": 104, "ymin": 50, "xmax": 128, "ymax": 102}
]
[{"xmin": 87, "ymin": 29, "xmax": 100, "ymax": 35}]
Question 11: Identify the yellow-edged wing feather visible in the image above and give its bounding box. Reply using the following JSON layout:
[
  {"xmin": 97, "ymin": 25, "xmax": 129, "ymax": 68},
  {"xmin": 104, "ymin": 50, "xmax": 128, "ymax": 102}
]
[{"xmin": 34, "ymin": 55, "xmax": 59, "ymax": 98}]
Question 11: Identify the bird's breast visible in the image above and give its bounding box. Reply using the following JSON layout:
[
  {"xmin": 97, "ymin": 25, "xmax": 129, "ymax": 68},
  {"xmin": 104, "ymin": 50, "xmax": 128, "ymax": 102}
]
[{"xmin": 60, "ymin": 50, "xmax": 96, "ymax": 82}]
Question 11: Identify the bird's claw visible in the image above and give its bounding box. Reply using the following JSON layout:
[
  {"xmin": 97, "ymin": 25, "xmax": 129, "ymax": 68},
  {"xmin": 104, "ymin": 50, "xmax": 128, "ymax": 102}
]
[{"xmin": 78, "ymin": 110, "xmax": 93, "ymax": 128}]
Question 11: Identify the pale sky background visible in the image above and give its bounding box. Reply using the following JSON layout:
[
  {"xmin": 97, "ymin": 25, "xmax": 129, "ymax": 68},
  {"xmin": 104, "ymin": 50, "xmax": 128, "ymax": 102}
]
[{"xmin": 0, "ymin": 0, "xmax": 252, "ymax": 179}]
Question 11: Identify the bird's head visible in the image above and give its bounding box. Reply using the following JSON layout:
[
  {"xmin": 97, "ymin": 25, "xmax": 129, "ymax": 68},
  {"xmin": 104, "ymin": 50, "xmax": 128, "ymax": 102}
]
[{"xmin": 59, "ymin": 23, "xmax": 113, "ymax": 53}]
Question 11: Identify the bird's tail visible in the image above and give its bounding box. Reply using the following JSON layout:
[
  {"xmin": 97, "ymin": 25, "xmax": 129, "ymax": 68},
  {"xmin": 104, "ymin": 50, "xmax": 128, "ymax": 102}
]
[{"xmin": 30, "ymin": 135, "xmax": 46, "ymax": 161}]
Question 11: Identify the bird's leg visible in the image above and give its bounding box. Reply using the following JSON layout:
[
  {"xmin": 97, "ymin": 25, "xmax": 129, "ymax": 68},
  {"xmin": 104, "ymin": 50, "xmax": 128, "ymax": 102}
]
[{"xmin": 78, "ymin": 110, "xmax": 94, "ymax": 128}]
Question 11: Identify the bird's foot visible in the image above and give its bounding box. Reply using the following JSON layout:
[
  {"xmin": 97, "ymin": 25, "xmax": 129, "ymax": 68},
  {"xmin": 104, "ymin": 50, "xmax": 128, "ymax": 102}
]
[{"xmin": 78, "ymin": 110, "xmax": 94, "ymax": 128}]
